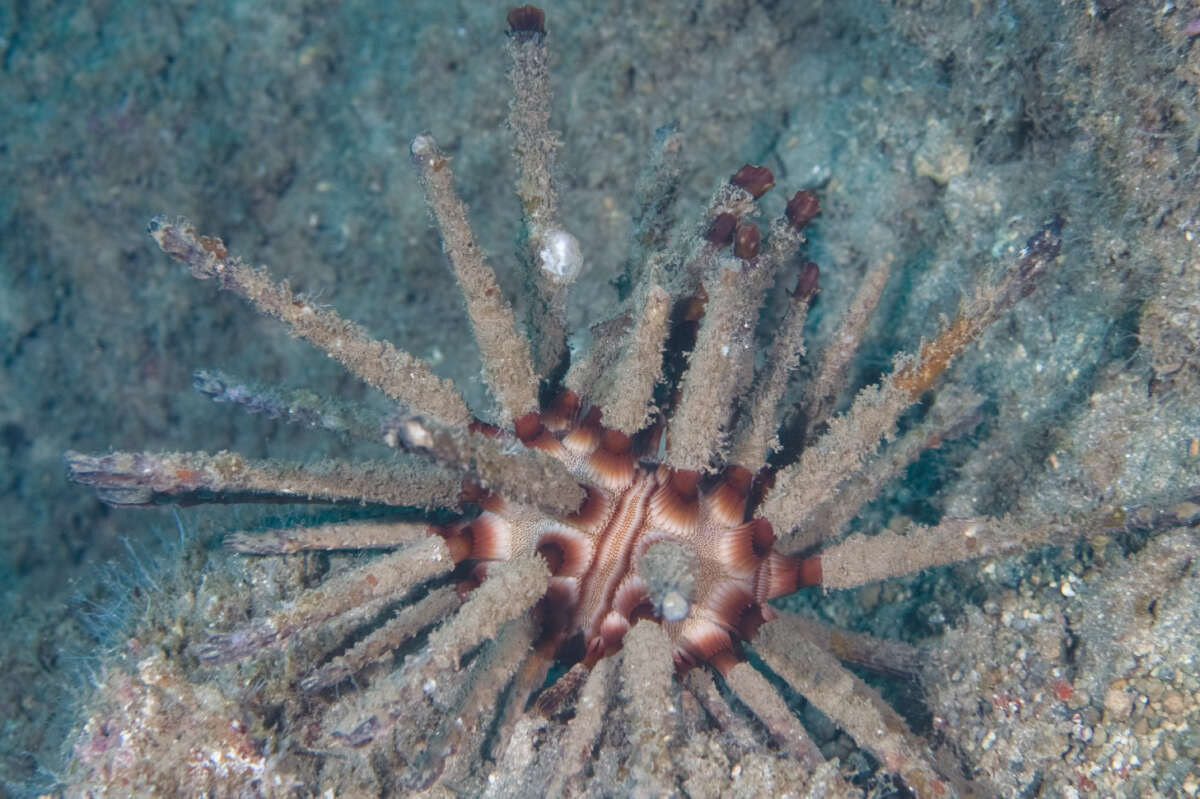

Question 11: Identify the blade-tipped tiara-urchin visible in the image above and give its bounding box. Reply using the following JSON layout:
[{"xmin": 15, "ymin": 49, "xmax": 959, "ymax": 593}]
[{"xmin": 67, "ymin": 6, "xmax": 1182, "ymax": 798}]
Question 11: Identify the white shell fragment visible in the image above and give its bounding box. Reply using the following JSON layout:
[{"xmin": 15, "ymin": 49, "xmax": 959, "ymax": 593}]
[{"xmin": 538, "ymin": 229, "xmax": 583, "ymax": 283}]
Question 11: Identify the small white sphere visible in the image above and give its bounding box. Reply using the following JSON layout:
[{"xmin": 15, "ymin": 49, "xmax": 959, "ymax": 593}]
[
  {"xmin": 410, "ymin": 134, "xmax": 436, "ymax": 157},
  {"xmin": 660, "ymin": 590, "xmax": 690, "ymax": 622},
  {"xmin": 538, "ymin": 229, "xmax": 583, "ymax": 283}
]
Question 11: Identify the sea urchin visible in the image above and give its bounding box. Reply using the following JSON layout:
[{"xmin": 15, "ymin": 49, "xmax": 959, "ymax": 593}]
[{"xmin": 67, "ymin": 6, "xmax": 1078, "ymax": 797}]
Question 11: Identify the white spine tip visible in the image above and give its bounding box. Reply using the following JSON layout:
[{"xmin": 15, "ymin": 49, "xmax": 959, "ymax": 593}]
[
  {"xmin": 538, "ymin": 229, "xmax": 583, "ymax": 283},
  {"xmin": 410, "ymin": 135, "xmax": 437, "ymax": 159}
]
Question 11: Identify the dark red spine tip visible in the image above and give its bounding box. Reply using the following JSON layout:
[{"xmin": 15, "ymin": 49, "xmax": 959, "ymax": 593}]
[
  {"xmin": 791, "ymin": 260, "xmax": 819, "ymax": 300},
  {"xmin": 536, "ymin": 539, "xmax": 565, "ymax": 575},
  {"xmin": 669, "ymin": 468, "xmax": 701, "ymax": 500},
  {"xmin": 734, "ymin": 222, "xmax": 760, "ymax": 260},
  {"xmin": 730, "ymin": 165, "xmax": 774, "ymax": 198},
  {"xmin": 736, "ymin": 603, "xmax": 768, "ymax": 641},
  {"xmin": 542, "ymin": 388, "xmax": 581, "ymax": 430},
  {"xmin": 468, "ymin": 419, "xmax": 502, "ymax": 437},
  {"xmin": 600, "ymin": 428, "xmax": 632, "ymax": 455},
  {"xmin": 750, "ymin": 518, "xmax": 775, "ymax": 559},
  {"xmin": 785, "ymin": 190, "xmax": 820, "ymax": 229},
  {"xmin": 709, "ymin": 649, "xmax": 739, "ymax": 677},
  {"xmin": 705, "ymin": 212, "xmax": 737, "ymax": 248},
  {"xmin": 507, "ymin": 5, "xmax": 546, "ymax": 37},
  {"xmin": 513, "ymin": 411, "xmax": 544, "ymax": 443},
  {"xmin": 723, "ymin": 464, "xmax": 753, "ymax": 493},
  {"xmin": 798, "ymin": 555, "xmax": 822, "ymax": 587}
]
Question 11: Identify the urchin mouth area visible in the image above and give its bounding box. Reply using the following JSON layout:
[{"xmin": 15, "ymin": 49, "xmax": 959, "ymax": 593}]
[{"xmin": 416, "ymin": 387, "xmax": 824, "ymax": 679}]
